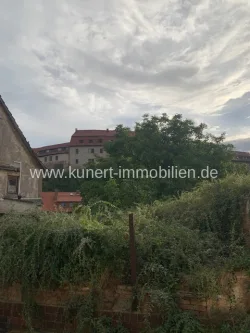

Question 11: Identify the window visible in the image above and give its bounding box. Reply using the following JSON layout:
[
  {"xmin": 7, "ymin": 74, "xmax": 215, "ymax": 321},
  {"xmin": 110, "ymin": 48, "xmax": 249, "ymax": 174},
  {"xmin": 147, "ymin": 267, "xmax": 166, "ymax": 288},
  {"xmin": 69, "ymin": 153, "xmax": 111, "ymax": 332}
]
[
  {"xmin": 49, "ymin": 156, "xmax": 52, "ymax": 161},
  {"xmin": 76, "ymin": 148, "xmax": 79, "ymax": 154},
  {"xmin": 79, "ymin": 140, "xmax": 84, "ymax": 143},
  {"xmin": 88, "ymin": 148, "xmax": 94, "ymax": 153},
  {"xmin": 55, "ymin": 156, "xmax": 58, "ymax": 161},
  {"xmin": 98, "ymin": 138, "xmax": 103, "ymax": 143},
  {"xmin": 58, "ymin": 148, "xmax": 62, "ymax": 151},
  {"xmin": 100, "ymin": 148, "xmax": 103, "ymax": 153},
  {"xmin": 88, "ymin": 159, "xmax": 94, "ymax": 163},
  {"xmin": 76, "ymin": 159, "xmax": 79, "ymax": 164},
  {"xmin": 89, "ymin": 139, "xmax": 93, "ymax": 143},
  {"xmin": 60, "ymin": 203, "xmax": 66, "ymax": 207},
  {"xmin": 45, "ymin": 157, "xmax": 47, "ymax": 162},
  {"xmin": 46, "ymin": 150, "xmax": 50, "ymax": 153},
  {"xmin": 69, "ymin": 203, "xmax": 73, "ymax": 207},
  {"xmin": 7, "ymin": 176, "xmax": 19, "ymax": 194}
]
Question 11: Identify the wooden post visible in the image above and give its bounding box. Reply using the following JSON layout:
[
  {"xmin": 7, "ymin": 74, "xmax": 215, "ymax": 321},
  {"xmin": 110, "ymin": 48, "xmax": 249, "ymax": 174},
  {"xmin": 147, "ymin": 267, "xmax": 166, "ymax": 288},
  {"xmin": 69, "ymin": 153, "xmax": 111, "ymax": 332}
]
[
  {"xmin": 129, "ymin": 213, "xmax": 138, "ymax": 311},
  {"xmin": 243, "ymin": 198, "xmax": 250, "ymax": 247},
  {"xmin": 129, "ymin": 213, "xmax": 137, "ymax": 285}
]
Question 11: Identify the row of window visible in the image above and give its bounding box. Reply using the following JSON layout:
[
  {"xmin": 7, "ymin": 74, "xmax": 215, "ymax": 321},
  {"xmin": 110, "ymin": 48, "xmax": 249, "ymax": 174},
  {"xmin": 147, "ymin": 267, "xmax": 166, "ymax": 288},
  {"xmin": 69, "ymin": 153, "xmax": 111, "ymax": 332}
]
[
  {"xmin": 45, "ymin": 155, "xmax": 59, "ymax": 162},
  {"xmin": 38, "ymin": 144, "xmax": 110, "ymax": 155},
  {"xmin": 236, "ymin": 156, "xmax": 250, "ymax": 160},
  {"xmin": 79, "ymin": 138, "xmax": 103, "ymax": 144},
  {"xmin": 43, "ymin": 148, "xmax": 104, "ymax": 162},
  {"xmin": 75, "ymin": 158, "xmax": 94, "ymax": 164},
  {"xmin": 59, "ymin": 202, "xmax": 74, "ymax": 207},
  {"xmin": 39, "ymin": 147, "xmax": 67, "ymax": 154},
  {"xmin": 75, "ymin": 148, "xmax": 103, "ymax": 154}
]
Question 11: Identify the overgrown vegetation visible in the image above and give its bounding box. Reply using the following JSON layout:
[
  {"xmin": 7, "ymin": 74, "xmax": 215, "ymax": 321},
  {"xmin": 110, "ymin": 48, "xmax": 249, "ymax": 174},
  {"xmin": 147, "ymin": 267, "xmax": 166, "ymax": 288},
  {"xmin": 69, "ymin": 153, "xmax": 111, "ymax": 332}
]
[{"xmin": 2, "ymin": 174, "xmax": 250, "ymax": 331}]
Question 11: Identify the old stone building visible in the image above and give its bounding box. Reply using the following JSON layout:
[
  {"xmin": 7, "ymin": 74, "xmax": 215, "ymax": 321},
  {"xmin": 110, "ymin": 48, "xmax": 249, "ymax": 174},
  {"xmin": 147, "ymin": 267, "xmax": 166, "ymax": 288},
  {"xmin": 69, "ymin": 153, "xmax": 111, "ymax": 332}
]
[
  {"xmin": 0, "ymin": 95, "xmax": 44, "ymax": 213},
  {"xmin": 34, "ymin": 129, "xmax": 135, "ymax": 169},
  {"xmin": 33, "ymin": 142, "xmax": 70, "ymax": 169},
  {"xmin": 69, "ymin": 129, "xmax": 114, "ymax": 167},
  {"xmin": 33, "ymin": 129, "xmax": 116, "ymax": 169}
]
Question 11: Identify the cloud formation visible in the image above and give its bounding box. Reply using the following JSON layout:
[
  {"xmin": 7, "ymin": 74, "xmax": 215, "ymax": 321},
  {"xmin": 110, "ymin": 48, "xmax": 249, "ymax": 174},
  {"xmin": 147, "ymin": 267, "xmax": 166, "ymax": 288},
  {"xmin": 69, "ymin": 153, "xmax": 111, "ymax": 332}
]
[{"xmin": 0, "ymin": 0, "xmax": 250, "ymax": 148}]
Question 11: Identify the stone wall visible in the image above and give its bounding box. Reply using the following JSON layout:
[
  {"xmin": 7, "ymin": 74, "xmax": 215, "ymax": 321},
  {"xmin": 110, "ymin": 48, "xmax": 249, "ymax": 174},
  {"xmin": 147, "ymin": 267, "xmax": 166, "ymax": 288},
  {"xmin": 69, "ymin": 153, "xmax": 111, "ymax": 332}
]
[
  {"xmin": 0, "ymin": 198, "xmax": 42, "ymax": 214},
  {"xmin": 0, "ymin": 272, "xmax": 249, "ymax": 332},
  {"xmin": 0, "ymin": 284, "xmax": 161, "ymax": 332},
  {"xmin": 178, "ymin": 272, "xmax": 250, "ymax": 319}
]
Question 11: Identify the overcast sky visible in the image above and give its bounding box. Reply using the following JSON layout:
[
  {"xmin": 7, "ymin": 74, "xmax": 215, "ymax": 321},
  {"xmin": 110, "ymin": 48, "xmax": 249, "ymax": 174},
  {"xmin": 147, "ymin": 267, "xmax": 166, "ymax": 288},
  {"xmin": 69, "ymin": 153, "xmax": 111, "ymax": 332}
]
[{"xmin": 0, "ymin": 0, "xmax": 250, "ymax": 149}]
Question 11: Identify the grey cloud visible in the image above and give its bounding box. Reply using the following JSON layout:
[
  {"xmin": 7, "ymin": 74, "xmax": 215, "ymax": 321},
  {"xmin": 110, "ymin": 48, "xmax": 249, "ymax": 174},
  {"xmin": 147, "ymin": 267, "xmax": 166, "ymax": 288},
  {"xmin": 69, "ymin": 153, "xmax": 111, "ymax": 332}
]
[
  {"xmin": 0, "ymin": 0, "xmax": 250, "ymax": 146},
  {"xmin": 80, "ymin": 52, "xmax": 199, "ymax": 87},
  {"xmin": 211, "ymin": 92, "xmax": 250, "ymax": 128},
  {"xmin": 203, "ymin": 91, "xmax": 250, "ymax": 144},
  {"xmin": 230, "ymin": 138, "xmax": 250, "ymax": 151}
]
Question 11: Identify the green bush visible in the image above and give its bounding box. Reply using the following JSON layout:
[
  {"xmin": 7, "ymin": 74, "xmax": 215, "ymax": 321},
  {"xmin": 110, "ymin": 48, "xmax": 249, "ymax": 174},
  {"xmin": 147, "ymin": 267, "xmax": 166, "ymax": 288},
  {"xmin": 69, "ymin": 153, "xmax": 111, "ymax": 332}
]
[{"xmin": 154, "ymin": 174, "xmax": 250, "ymax": 244}]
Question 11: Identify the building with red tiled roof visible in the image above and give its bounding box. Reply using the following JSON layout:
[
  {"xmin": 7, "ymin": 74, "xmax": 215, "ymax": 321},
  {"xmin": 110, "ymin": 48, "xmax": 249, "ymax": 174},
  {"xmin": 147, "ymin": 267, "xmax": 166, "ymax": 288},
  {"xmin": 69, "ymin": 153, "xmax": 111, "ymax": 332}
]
[
  {"xmin": 33, "ymin": 142, "xmax": 70, "ymax": 153},
  {"xmin": 233, "ymin": 151, "xmax": 250, "ymax": 165},
  {"xmin": 41, "ymin": 191, "xmax": 82, "ymax": 212},
  {"xmin": 34, "ymin": 129, "xmax": 118, "ymax": 169},
  {"xmin": 34, "ymin": 128, "xmax": 135, "ymax": 169},
  {"xmin": 69, "ymin": 128, "xmax": 117, "ymax": 167},
  {"xmin": 33, "ymin": 143, "xmax": 70, "ymax": 169},
  {"xmin": 69, "ymin": 128, "xmax": 134, "ymax": 167}
]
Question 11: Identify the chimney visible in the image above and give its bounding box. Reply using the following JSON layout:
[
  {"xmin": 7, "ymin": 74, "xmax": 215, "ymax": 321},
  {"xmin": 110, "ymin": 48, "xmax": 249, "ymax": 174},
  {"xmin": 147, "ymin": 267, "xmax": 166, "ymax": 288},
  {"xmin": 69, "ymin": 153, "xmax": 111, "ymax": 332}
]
[
  {"xmin": 76, "ymin": 190, "xmax": 80, "ymax": 195},
  {"xmin": 106, "ymin": 128, "xmax": 109, "ymax": 132},
  {"xmin": 75, "ymin": 128, "xmax": 78, "ymax": 132}
]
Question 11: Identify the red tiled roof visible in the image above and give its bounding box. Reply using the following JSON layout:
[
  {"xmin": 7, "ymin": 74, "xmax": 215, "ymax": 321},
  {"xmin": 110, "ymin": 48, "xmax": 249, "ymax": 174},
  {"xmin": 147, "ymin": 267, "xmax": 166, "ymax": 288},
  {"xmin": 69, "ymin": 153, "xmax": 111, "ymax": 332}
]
[
  {"xmin": 41, "ymin": 192, "xmax": 56, "ymax": 211},
  {"xmin": 56, "ymin": 192, "xmax": 82, "ymax": 203},
  {"xmin": 70, "ymin": 129, "xmax": 135, "ymax": 146},
  {"xmin": 235, "ymin": 151, "xmax": 250, "ymax": 156},
  {"xmin": 72, "ymin": 129, "xmax": 116, "ymax": 137},
  {"xmin": 70, "ymin": 130, "xmax": 117, "ymax": 147},
  {"xmin": 41, "ymin": 192, "xmax": 82, "ymax": 212},
  {"xmin": 33, "ymin": 142, "xmax": 70, "ymax": 152}
]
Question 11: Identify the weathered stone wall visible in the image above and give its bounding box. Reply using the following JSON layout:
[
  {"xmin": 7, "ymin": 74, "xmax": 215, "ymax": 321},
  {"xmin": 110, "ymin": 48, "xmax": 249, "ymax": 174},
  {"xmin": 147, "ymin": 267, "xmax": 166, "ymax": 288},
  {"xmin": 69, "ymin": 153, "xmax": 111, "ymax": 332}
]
[
  {"xmin": 0, "ymin": 105, "xmax": 42, "ymax": 199},
  {"xmin": 0, "ymin": 284, "xmax": 161, "ymax": 332},
  {"xmin": 0, "ymin": 272, "xmax": 249, "ymax": 332},
  {"xmin": 178, "ymin": 272, "xmax": 250, "ymax": 319},
  {"xmin": 0, "ymin": 198, "xmax": 41, "ymax": 214}
]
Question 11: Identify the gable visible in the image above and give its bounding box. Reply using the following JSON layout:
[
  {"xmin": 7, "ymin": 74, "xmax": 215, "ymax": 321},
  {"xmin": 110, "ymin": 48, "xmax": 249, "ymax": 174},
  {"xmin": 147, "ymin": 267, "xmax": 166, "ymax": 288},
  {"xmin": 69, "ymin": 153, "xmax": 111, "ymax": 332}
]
[{"xmin": 0, "ymin": 95, "xmax": 44, "ymax": 169}]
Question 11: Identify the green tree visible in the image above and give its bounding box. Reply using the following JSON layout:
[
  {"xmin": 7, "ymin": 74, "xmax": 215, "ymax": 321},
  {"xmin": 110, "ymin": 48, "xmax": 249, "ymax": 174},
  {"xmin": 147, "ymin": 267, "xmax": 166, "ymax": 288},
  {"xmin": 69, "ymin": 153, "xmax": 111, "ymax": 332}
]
[
  {"xmin": 79, "ymin": 113, "xmax": 235, "ymax": 207},
  {"xmin": 42, "ymin": 170, "xmax": 82, "ymax": 192}
]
